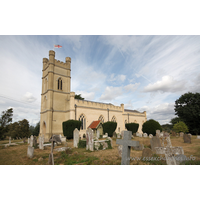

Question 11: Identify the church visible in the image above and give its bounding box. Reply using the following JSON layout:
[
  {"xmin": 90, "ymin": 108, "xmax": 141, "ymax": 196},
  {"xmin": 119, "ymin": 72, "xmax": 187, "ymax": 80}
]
[{"xmin": 39, "ymin": 50, "xmax": 147, "ymax": 140}]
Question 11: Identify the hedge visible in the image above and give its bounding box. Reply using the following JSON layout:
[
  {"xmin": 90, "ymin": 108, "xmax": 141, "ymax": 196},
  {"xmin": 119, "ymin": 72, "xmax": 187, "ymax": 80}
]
[
  {"xmin": 62, "ymin": 120, "xmax": 82, "ymax": 139},
  {"xmin": 125, "ymin": 123, "xmax": 139, "ymax": 135},
  {"xmin": 142, "ymin": 119, "xmax": 162, "ymax": 136},
  {"xmin": 102, "ymin": 121, "xmax": 117, "ymax": 137}
]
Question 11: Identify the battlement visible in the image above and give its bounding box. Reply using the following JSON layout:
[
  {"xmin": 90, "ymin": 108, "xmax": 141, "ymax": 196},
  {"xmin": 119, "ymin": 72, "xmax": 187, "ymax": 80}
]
[
  {"xmin": 75, "ymin": 99, "xmax": 122, "ymax": 111},
  {"xmin": 43, "ymin": 58, "xmax": 48, "ymax": 63},
  {"xmin": 55, "ymin": 59, "xmax": 70, "ymax": 69},
  {"xmin": 66, "ymin": 57, "xmax": 71, "ymax": 63}
]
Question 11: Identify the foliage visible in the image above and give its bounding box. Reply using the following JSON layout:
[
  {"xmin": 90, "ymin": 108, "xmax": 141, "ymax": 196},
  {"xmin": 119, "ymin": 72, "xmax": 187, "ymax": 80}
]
[
  {"xmin": 78, "ymin": 140, "xmax": 86, "ymax": 148},
  {"xmin": 174, "ymin": 92, "xmax": 200, "ymax": 135},
  {"xmin": 0, "ymin": 108, "xmax": 13, "ymax": 140},
  {"xmin": 125, "ymin": 123, "xmax": 139, "ymax": 135},
  {"xmin": 142, "ymin": 119, "xmax": 162, "ymax": 136},
  {"xmin": 173, "ymin": 121, "xmax": 189, "ymax": 133},
  {"xmin": 102, "ymin": 121, "xmax": 117, "ymax": 137},
  {"xmin": 33, "ymin": 122, "xmax": 40, "ymax": 136},
  {"xmin": 170, "ymin": 117, "xmax": 182, "ymax": 126},
  {"xmin": 161, "ymin": 124, "xmax": 173, "ymax": 132},
  {"xmin": 62, "ymin": 120, "xmax": 82, "ymax": 139},
  {"xmin": 29, "ymin": 125, "xmax": 35, "ymax": 135},
  {"xmin": 75, "ymin": 94, "xmax": 84, "ymax": 100}
]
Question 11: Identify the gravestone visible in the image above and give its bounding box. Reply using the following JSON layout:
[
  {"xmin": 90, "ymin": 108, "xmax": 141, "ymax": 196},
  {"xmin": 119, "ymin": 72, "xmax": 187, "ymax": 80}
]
[
  {"xmin": 48, "ymin": 135, "xmax": 60, "ymax": 165},
  {"xmin": 142, "ymin": 148, "xmax": 153, "ymax": 158},
  {"xmin": 86, "ymin": 128, "xmax": 93, "ymax": 151},
  {"xmin": 27, "ymin": 146, "xmax": 34, "ymax": 158},
  {"xmin": 156, "ymin": 130, "xmax": 160, "ymax": 138},
  {"xmin": 143, "ymin": 133, "xmax": 148, "ymax": 137},
  {"xmin": 9, "ymin": 137, "xmax": 11, "ymax": 145},
  {"xmin": 97, "ymin": 130, "xmax": 100, "ymax": 139},
  {"xmin": 73, "ymin": 128, "xmax": 79, "ymax": 148},
  {"xmin": 48, "ymin": 153, "xmax": 54, "ymax": 165},
  {"xmin": 160, "ymin": 136, "xmax": 172, "ymax": 148},
  {"xmin": 113, "ymin": 132, "xmax": 116, "ymax": 138},
  {"xmin": 138, "ymin": 133, "xmax": 143, "ymax": 137},
  {"xmin": 117, "ymin": 133, "xmax": 120, "ymax": 138},
  {"xmin": 163, "ymin": 132, "xmax": 169, "ymax": 137},
  {"xmin": 116, "ymin": 131, "xmax": 139, "ymax": 165},
  {"xmin": 150, "ymin": 136, "xmax": 161, "ymax": 152},
  {"xmin": 121, "ymin": 130, "xmax": 125, "ymax": 138},
  {"xmin": 180, "ymin": 132, "xmax": 184, "ymax": 137},
  {"xmin": 33, "ymin": 136, "xmax": 37, "ymax": 147},
  {"xmin": 149, "ymin": 134, "xmax": 153, "ymax": 138},
  {"xmin": 39, "ymin": 136, "xmax": 44, "ymax": 150},
  {"xmin": 133, "ymin": 144, "xmax": 144, "ymax": 151},
  {"xmin": 188, "ymin": 133, "xmax": 192, "ymax": 138},
  {"xmin": 175, "ymin": 154, "xmax": 187, "ymax": 165},
  {"xmin": 30, "ymin": 135, "xmax": 34, "ymax": 147},
  {"xmin": 136, "ymin": 132, "xmax": 140, "ymax": 137},
  {"xmin": 183, "ymin": 134, "xmax": 191, "ymax": 143},
  {"xmin": 28, "ymin": 138, "xmax": 30, "ymax": 144},
  {"xmin": 197, "ymin": 135, "xmax": 200, "ymax": 139},
  {"xmin": 118, "ymin": 145, "xmax": 123, "ymax": 157}
]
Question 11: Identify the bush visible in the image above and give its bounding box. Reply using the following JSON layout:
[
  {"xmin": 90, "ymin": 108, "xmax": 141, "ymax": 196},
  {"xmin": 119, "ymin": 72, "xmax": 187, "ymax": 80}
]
[
  {"xmin": 173, "ymin": 121, "xmax": 189, "ymax": 133},
  {"xmin": 62, "ymin": 120, "xmax": 82, "ymax": 139},
  {"xmin": 125, "ymin": 123, "xmax": 139, "ymax": 135},
  {"xmin": 142, "ymin": 119, "xmax": 162, "ymax": 136},
  {"xmin": 102, "ymin": 121, "xmax": 117, "ymax": 137}
]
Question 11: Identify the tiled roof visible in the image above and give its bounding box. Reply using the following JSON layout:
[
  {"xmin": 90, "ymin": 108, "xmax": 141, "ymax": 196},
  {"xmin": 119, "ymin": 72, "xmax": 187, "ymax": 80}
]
[{"xmin": 88, "ymin": 120, "xmax": 101, "ymax": 129}]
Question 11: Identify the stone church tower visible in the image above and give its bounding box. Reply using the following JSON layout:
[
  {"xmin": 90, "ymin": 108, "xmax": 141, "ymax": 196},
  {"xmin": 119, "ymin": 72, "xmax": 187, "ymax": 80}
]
[{"xmin": 39, "ymin": 50, "xmax": 75, "ymax": 140}]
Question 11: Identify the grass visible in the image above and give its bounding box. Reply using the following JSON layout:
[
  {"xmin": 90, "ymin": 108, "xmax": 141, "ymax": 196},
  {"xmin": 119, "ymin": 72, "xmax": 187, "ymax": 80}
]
[{"xmin": 0, "ymin": 136, "xmax": 200, "ymax": 165}]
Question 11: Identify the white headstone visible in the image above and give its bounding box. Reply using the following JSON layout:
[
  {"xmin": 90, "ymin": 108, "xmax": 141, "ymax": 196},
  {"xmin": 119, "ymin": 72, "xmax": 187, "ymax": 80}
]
[
  {"xmin": 143, "ymin": 133, "xmax": 148, "ymax": 137},
  {"xmin": 28, "ymin": 138, "xmax": 30, "ymax": 144},
  {"xmin": 73, "ymin": 128, "xmax": 79, "ymax": 148},
  {"xmin": 136, "ymin": 132, "xmax": 140, "ymax": 137},
  {"xmin": 97, "ymin": 130, "xmax": 100, "ymax": 139},
  {"xmin": 30, "ymin": 135, "xmax": 34, "ymax": 147},
  {"xmin": 9, "ymin": 137, "xmax": 11, "ymax": 145},
  {"xmin": 197, "ymin": 135, "xmax": 200, "ymax": 139},
  {"xmin": 39, "ymin": 136, "xmax": 44, "ymax": 150},
  {"xmin": 27, "ymin": 146, "xmax": 34, "ymax": 158},
  {"xmin": 149, "ymin": 134, "xmax": 153, "ymax": 138},
  {"xmin": 139, "ymin": 133, "xmax": 143, "ymax": 137},
  {"xmin": 156, "ymin": 130, "xmax": 160, "ymax": 137},
  {"xmin": 86, "ymin": 128, "xmax": 94, "ymax": 151}
]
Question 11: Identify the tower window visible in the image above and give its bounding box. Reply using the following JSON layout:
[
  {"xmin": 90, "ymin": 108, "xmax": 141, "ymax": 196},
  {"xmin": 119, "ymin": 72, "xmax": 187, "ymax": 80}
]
[
  {"xmin": 58, "ymin": 78, "xmax": 62, "ymax": 90},
  {"xmin": 79, "ymin": 114, "xmax": 86, "ymax": 130}
]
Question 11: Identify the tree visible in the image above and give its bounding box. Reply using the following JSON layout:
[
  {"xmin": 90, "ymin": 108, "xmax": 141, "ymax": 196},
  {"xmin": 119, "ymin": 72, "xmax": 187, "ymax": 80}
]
[
  {"xmin": 8, "ymin": 122, "xmax": 20, "ymax": 139},
  {"xmin": 18, "ymin": 119, "xmax": 30, "ymax": 138},
  {"xmin": 125, "ymin": 123, "xmax": 139, "ymax": 135},
  {"xmin": 170, "ymin": 117, "xmax": 182, "ymax": 126},
  {"xmin": 102, "ymin": 121, "xmax": 117, "ymax": 137},
  {"xmin": 0, "ymin": 108, "xmax": 13, "ymax": 140},
  {"xmin": 29, "ymin": 125, "xmax": 35, "ymax": 135},
  {"xmin": 161, "ymin": 124, "xmax": 173, "ymax": 132},
  {"xmin": 75, "ymin": 94, "xmax": 84, "ymax": 100},
  {"xmin": 173, "ymin": 121, "xmax": 189, "ymax": 133},
  {"xmin": 174, "ymin": 92, "xmax": 200, "ymax": 135},
  {"xmin": 142, "ymin": 119, "xmax": 162, "ymax": 136},
  {"xmin": 33, "ymin": 121, "xmax": 40, "ymax": 136}
]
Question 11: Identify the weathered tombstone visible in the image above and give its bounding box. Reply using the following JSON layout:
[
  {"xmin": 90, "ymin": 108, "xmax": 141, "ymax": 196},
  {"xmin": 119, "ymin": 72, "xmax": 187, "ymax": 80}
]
[
  {"xmin": 160, "ymin": 136, "xmax": 172, "ymax": 148},
  {"xmin": 112, "ymin": 131, "xmax": 116, "ymax": 138},
  {"xmin": 156, "ymin": 130, "xmax": 160, "ymax": 138},
  {"xmin": 150, "ymin": 136, "xmax": 161, "ymax": 152},
  {"xmin": 48, "ymin": 135, "xmax": 60, "ymax": 165},
  {"xmin": 48, "ymin": 153, "xmax": 54, "ymax": 165},
  {"xmin": 30, "ymin": 135, "xmax": 34, "ymax": 147},
  {"xmin": 143, "ymin": 133, "xmax": 148, "ymax": 137},
  {"xmin": 97, "ymin": 130, "xmax": 100, "ymax": 139},
  {"xmin": 105, "ymin": 133, "xmax": 108, "ymax": 137},
  {"xmin": 163, "ymin": 132, "xmax": 170, "ymax": 137},
  {"xmin": 121, "ymin": 130, "xmax": 125, "ymax": 138},
  {"xmin": 188, "ymin": 133, "xmax": 192, "ymax": 138},
  {"xmin": 28, "ymin": 138, "xmax": 30, "ymax": 144},
  {"xmin": 27, "ymin": 146, "xmax": 34, "ymax": 158},
  {"xmin": 136, "ymin": 132, "xmax": 140, "ymax": 137},
  {"xmin": 197, "ymin": 135, "xmax": 200, "ymax": 139},
  {"xmin": 9, "ymin": 137, "xmax": 11, "ymax": 145},
  {"xmin": 86, "ymin": 128, "xmax": 93, "ymax": 151},
  {"xmin": 138, "ymin": 133, "xmax": 143, "ymax": 137},
  {"xmin": 149, "ymin": 134, "xmax": 153, "ymax": 138},
  {"xmin": 142, "ymin": 148, "xmax": 153, "ymax": 158},
  {"xmin": 133, "ymin": 144, "xmax": 144, "ymax": 151},
  {"xmin": 183, "ymin": 134, "xmax": 191, "ymax": 143},
  {"xmin": 180, "ymin": 132, "xmax": 184, "ymax": 137},
  {"xmin": 116, "ymin": 131, "xmax": 140, "ymax": 165},
  {"xmin": 39, "ymin": 136, "xmax": 44, "ymax": 150},
  {"xmin": 175, "ymin": 154, "xmax": 187, "ymax": 165},
  {"xmin": 73, "ymin": 128, "xmax": 79, "ymax": 148},
  {"xmin": 160, "ymin": 132, "xmax": 164, "ymax": 137}
]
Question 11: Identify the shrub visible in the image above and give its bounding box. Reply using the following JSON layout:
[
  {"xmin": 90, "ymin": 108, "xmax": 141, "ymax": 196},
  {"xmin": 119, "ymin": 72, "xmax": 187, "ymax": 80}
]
[
  {"xmin": 173, "ymin": 121, "xmax": 189, "ymax": 133},
  {"xmin": 142, "ymin": 119, "xmax": 162, "ymax": 136},
  {"xmin": 125, "ymin": 123, "xmax": 139, "ymax": 135},
  {"xmin": 62, "ymin": 120, "xmax": 82, "ymax": 139},
  {"xmin": 102, "ymin": 121, "xmax": 117, "ymax": 137}
]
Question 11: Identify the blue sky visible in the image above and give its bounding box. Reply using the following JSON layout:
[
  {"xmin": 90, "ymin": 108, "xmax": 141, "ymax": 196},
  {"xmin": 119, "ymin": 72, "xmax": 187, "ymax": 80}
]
[{"xmin": 0, "ymin": 35, "xmax": 200, "ymax": 126}]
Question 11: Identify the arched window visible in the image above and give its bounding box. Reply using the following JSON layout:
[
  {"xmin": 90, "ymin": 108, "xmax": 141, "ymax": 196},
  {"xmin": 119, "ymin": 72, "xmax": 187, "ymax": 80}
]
[
  {"xmin": 79, "ymin": 114, "xmax": 86, "ymax": 130},
  {"xmin": 98, "ymin": 115, "xmax": 105, "ymax": 123},
  {"xmin": 111, "ymin": 116, "xmax": 117, "ymax": 122},
  {"xmin": 58, "ymin": 78, "xmax": 62, "ymax": 90}
]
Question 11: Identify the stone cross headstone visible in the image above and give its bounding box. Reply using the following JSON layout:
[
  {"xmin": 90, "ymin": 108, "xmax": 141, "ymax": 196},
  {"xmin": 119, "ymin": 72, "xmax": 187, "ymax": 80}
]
[
  {"xmin": 97, "ymin": 130, "xmax": 100, "ymax": 139},
  {"xmin": 30, "ymin": 135, "xmax": 34, "ymax": 147},
  {"xmin": 73, "ymin": 128, "xmax": 79, "ymax": 148},
  {"xmin": 116, "ymin": 131, "xmax": 140, "ymax": 165},
  {"xmin": 86, "ymin": 128, "xmax": 94, "ymax": 151},
  {"xmin": 9, "ymin": 137, "xmax": 11, "ymax": 145}
]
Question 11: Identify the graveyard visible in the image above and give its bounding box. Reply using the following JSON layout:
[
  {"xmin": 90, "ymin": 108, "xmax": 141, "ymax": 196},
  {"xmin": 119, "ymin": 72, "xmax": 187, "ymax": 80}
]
[{"xmin": 0, "ymin": 131, "xmax": 200, "ymax": 165}]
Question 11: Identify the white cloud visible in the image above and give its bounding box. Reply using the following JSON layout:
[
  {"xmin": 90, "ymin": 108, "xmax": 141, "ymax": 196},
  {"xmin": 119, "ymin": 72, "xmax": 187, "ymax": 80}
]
[
  {"xmin": 124, "ymin": 83, "xmax": 140, "ymax": 92},
  {"xmin": 99, "ymin": 86, "xmax": 123, "ymax": 101},
  {"xmin": 21, "ymin": 92, "xmax": 37, "ymax": 103},
  {"xmin": 75, "ymin": 91, "xmax": 95, "ymax": 101},
  {"xmin": 143, "ymin": 76, "xmax": 186, "ymax": 93},
  {"xmin": 109, "ymin": 74, "xmax": 126, "ymax": 83}
]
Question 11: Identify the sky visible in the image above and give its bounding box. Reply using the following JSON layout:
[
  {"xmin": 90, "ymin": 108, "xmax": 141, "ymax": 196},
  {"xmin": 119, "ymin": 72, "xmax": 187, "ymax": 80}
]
[{"xmin": 0, "ymin": 35, "xmax": 200, "ymax": 126}]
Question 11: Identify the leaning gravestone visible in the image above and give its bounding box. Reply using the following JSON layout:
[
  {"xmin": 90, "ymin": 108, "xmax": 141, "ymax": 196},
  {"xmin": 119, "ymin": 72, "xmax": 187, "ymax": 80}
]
[
  {"xmin": 39, "ymin": 136, "xmax": 44, "ymax": 150},
  {"xmin": 113, "ymin": 132, "xmax": 116, "ymax": 138},
  {"xmin": 180, "ymin": 132, "xmax": 184, "ymax": 137},
  {"xmin": 142, "ymin": 148, "xmax": 153, "ymax": 158},
  {"xmin": 27, "ymin": 146, "xmax": 34, "ymax": 158},
  {"xmin": 30, "ymin": 135, "xmax": 34, "ymax": 147},
  {"xmin": 86, "ymin": 128, "xmax": 93, "ymax": 151},
  {"xmin": 150, "ymin": 136, "xmax": 161, "ymax": 153},
  {"xmin": 116, "ymin": 131, "xmax": 139, "ymax": 165},
  {"xmin": 73, "ymin": 128, "xmax": 79, "ymax": 148},
  {"xmin": 149, "ymin": 134, "xmax": 153, "ymax": 138},
  {"xmin": 133, "ymin": 144, "xmax": 144, "ymax": 151},
  {"xmin": 136, "ymin": 132, "xmax": 140, "ymax": 137},
  {"xmin": 183, "ymin": 134, "xmax": 191, "ymax": 143},
  {"xmin": 138, "ymin": 133, "xmax": 143, "ymax": 137}
]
